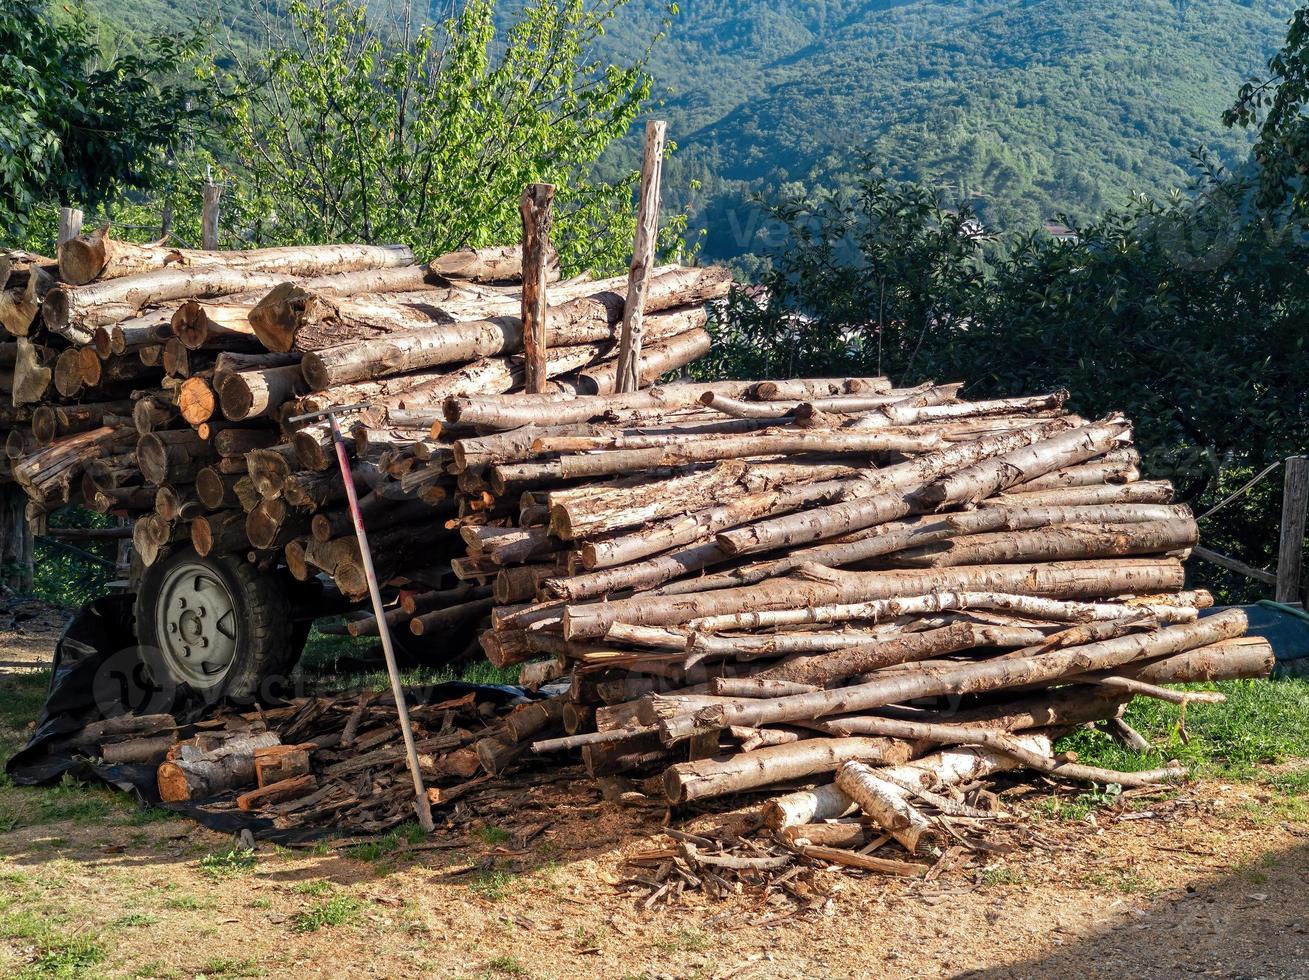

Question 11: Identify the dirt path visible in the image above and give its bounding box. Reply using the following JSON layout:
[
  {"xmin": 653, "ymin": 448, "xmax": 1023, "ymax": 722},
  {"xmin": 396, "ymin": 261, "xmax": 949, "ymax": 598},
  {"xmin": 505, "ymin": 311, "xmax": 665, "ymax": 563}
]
[{"xmin": 0, "ymin": 619, "xmax": 1306, "ymax": 980}]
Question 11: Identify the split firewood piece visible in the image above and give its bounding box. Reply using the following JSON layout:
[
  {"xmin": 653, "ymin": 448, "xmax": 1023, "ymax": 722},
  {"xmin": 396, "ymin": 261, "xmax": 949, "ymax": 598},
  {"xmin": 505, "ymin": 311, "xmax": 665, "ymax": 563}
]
[
  {"xmin": 236, "ymin": 774, "xmax": 318, "ymax": 812},
  {"xmin": 253, "ymin": 744, "xmax": 313, "ymax": 787},
  {"xmin": 156, "ymin": 731, "xmax": 281, "ymax": 802},
  {"xmin": 798, "ymin": 843, "xmax": 928, "ymax": 877}
]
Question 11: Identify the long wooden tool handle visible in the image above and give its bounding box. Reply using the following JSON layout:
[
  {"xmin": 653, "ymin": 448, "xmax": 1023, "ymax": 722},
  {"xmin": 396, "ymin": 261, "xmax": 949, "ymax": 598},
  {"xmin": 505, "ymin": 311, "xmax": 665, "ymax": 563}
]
[{"xmin": 329, "ymin": 411, "xmax": 435, "ymax": 832}]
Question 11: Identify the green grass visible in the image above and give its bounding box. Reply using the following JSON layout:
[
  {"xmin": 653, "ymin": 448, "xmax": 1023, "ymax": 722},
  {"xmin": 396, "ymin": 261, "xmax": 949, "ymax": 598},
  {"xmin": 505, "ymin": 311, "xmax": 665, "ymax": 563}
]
[
  {"xmin": 487, "ymin": 955, "xmax": 528, "ymax": 975},
  {"xmin": 110, "ymin": 912, "xmax": 157, "ymax": 928},
  {"xmin": 199, "ymin": 847, "xmax": 258, "ymax": 879},
  {"xmin": 344, "ymin": 821, "xmax": 427, "ymax": 863},
  {"xmin": 1055, "ymin": 677, "xmax": 1309, "ymax": 779},
  {"xmin": 475, "ymin": 825, "xmax": 511, "ymax": 847},
  {"xmin": 468, "ymin": 869, "xmax": 518, "ymax": 903},
  {"xmin": 652, "ymin": 928, "xmax": 711, "ymax": 954},
  {"xmin": 0, "ymin": 893, "xmax": 104, "ymax": 980},
  {"xmin": 196, "ymin": 957, "xmax": 264, "ymax": 978},
  {"xmin": 291, "ymin": 880, "xmax": 333, "ymax": 897},
  {"xmin": 292, "ymin": 895, "xmax": 362, "ymax": 933}
]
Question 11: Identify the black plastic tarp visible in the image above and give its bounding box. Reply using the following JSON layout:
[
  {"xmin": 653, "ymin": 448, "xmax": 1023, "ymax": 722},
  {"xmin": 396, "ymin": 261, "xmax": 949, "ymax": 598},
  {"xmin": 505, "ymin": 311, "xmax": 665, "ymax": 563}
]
[{"xmin": 5, "ymin": 595, "xmax": 530, "ymax": 839}]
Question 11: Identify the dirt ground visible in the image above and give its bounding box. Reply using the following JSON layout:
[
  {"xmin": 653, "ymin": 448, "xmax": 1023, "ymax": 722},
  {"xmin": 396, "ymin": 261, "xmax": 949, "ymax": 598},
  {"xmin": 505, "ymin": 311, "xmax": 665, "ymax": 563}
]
[{"xmin": 1, "ymin": 612, "xmax": 1307, "ymax": 980}]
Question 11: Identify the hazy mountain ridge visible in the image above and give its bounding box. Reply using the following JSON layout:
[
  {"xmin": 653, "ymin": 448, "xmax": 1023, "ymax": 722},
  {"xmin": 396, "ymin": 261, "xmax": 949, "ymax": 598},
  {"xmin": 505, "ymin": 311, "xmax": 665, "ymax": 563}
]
[{"xmin": 89, "ymin": 0, "xmax": 1301, "ymax": 261}]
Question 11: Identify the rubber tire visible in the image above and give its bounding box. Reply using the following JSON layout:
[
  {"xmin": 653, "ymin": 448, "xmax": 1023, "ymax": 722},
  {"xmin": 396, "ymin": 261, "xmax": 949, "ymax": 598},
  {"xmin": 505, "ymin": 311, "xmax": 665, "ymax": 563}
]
[{"xmin": 134, "ymin": 548, "xmax": 295, "ymax": 703}]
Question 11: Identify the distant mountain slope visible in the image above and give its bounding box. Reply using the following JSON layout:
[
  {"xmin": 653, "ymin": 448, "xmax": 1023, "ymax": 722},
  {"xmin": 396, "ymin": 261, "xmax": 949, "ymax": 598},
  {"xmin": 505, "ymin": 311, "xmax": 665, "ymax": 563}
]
[
  {"xmin": 590, "ymin": 0, "xmax": 1298, "ymax": 260},
  {"xmin": 89, "ymin": 0, "xmax": 1299, "ymax": 263}
]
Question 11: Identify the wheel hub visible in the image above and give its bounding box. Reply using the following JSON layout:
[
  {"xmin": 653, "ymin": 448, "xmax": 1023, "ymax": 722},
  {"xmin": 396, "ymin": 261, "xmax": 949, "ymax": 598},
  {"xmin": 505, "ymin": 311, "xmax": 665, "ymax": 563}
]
[{"xmin": 154, "ymin": 561, "xmax": 239, "ymax": 687}]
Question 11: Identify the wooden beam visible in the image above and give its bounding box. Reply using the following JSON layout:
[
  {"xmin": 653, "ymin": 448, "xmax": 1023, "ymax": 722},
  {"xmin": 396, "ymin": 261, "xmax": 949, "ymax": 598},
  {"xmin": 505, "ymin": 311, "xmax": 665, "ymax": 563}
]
[
  {"xmin": 201, "ymin": 181, "xmax": 223, "ymax": 250},
  {"xmin": 1192, "ymin": 545, "xmax": 1277, "ymax": 586},
  {"xmin": 1276, "ymin": 456, "xmax": 1308, "ymax": 603},
  {"xmin": 616, "ymin": 119, "xmax": 667, "ymax": 394},
  {"xmin": 519, "ymin": 184, "xmax": 555, "ymax": 395}
]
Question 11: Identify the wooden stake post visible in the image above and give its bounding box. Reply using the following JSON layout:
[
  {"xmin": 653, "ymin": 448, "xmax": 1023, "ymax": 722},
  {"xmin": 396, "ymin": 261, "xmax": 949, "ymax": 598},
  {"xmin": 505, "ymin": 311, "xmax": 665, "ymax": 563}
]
[
  {"xmin": 1276, "ymin": 456, "xmax": 1308, "ymax": 603},
  {"xmin": 519, "ymin": 184, "xmax": 555, "ymax": 394},
  {"xmin": 616, "ymin": 120, "xmax": 667, "ymax": 394},
  {"xmin": 57, "ymin": 207, "xmax": 83, "ymax": 248},
  {"xmin": 202, "ymin": 181, "xmax": 223, "ymax": 250}
]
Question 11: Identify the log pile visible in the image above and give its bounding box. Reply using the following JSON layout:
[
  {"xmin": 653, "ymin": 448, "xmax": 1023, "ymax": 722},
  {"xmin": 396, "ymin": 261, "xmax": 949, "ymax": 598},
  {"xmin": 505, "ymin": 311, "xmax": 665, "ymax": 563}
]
[
  {"xmin": 0, "ymin": 232, "xmax": 726, "ymax": 629},
  {"xmin": 418, "ymin": 381, "xmax": 1274, "ymax": 872},
  {"xmin": 2, "ymin": 228, "xmax": 1275, "ymax": 876}
]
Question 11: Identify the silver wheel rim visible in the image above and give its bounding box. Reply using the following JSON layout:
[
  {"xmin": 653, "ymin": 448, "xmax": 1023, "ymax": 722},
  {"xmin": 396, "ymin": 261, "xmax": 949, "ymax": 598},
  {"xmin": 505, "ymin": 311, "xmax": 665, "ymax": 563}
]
[{"xmin": 154, "ymin": 560, "xmax": 240, "ymax": 687}]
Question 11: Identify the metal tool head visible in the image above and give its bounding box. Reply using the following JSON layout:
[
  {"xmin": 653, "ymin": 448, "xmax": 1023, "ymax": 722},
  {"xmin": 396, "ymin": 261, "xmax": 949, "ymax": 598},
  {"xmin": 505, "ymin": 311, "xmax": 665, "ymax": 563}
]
[{"xmin": 286, "ymin": 402, "xmax": 374, "ymax": 425}]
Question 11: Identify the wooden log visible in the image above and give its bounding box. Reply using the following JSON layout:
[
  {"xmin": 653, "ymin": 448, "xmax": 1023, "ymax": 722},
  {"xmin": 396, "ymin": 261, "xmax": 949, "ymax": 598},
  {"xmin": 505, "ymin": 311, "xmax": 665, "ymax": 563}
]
[
  {"xmin": 32, "ymin": 399, "xmax": 132, "ymax": 445},
  {"xmin": 171, "ymin": 300, "xmax": 261, "ymax": 351},
  {"xmin": 295, "ymin": 270, "xmax": 722, "ymax": 389},
  {"xmin": 108, "ymin": 311, "xmax": 175, "ymax": 354},
  {"xmin": 409, "ymin": 596, "xmax": 496, "ymax": 635},
  {"xmin": 219, "ymin": 364, "xmax": 308, "ymax": 421},
  {"xmin": 754, "ymin": 622, "xmax": 1037, "ymax": 687},
  {"xmin": 0, "ymin": 264, "xmax": 53, "ymax": 336},
  {"xmin": 429, "ymin": 244, "xmax": 558, "ymax": 283},
  {"xmin": 713, "ymin": 419, "xmax": 1078, "ymax": 557},
  {"xmin": 798, "ymin": 844, "xmax": 927, "ymax": 877},
  {"xmin": 137, "ymin": 430, "xmax": 215, "ymax": 485},
  {"xmin": 101, "ymin": 736, "xmax": 173, "ymax": 765},
  {"xmin": 504, "ymin": 696, "xmax": 567, "ymax": 743},
  {"xmin": 616, "ymin": 120, "xmax": 667, "ymax": 394},
  {"xmin": 887, "ymin": 518, "xmax": 1198, "ymax": 568},
  {"xmin": 663, "ymin": 736, "xmax": 916, "ymax": 803},
  {"xmin": 14, "ymin": 426, "xmax": 129, "ymax": 507},
  {"xmin": 835, "ymin": 761, "xmax": 936, "ymax": 854},
  {"xmin": 763, "ymin": 736, "xmax": 1051, "ymax": 830},
  {"xmin": 192, "ymin": 510, "xmax": 249, "ymax": 557},
  {"xmin": 53, "ymin": 348, "xmax": 84, "ymax": 398},
  {"xmin": 155, "ymin": 484, "xmax": 202, "ymax": 522},
  {"xmin": 1277, "ymin": 456, "xmax": 1309, "ymax": 603},
  {"xmin": 443, "ymin": 379, "xmax": 861, "ymax": 431},
  {"xmin": 57, "ymin": 228, "xmax": 413, "ymax": 286},
  {"xmin": 11, "ymin": 338, "xmax": 51, "ymax": 405},
  {"xmin": 236, "ymin": 774, "xmax": 317, "ymax": 812}
]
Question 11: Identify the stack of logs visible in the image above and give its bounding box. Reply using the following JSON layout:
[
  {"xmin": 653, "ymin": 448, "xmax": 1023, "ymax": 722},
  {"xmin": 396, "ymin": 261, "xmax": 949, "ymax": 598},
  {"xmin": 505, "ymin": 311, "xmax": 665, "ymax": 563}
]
[
  {"xmin": 415, "ymin": 380, "xmax": 1273, "ymax": 864},
  {"xmin": 0, "ymin": 230, "xmax": 726, "ymax": 617},
  {"xmin": 1, "ymin": 229, "xmax": 1274, "ymax": 861}
]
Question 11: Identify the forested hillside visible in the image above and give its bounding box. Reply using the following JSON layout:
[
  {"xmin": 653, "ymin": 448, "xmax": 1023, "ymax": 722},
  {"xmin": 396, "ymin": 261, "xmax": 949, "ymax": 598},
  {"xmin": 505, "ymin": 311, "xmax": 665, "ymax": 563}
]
[{"xmin": 83, "ymin": 0, "xmax": 1303, "ymax": 265}]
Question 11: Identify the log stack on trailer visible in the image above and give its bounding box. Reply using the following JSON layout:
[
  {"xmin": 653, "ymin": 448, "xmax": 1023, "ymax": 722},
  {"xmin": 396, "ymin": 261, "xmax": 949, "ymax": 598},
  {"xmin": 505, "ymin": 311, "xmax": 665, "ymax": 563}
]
[
  {"xmin": 0, "ymin": 230, "xmax": 725, "ymax": 682},
  {"xmin": 0, "ymin": 228, "xmax": 1274, "ymax": 869}
]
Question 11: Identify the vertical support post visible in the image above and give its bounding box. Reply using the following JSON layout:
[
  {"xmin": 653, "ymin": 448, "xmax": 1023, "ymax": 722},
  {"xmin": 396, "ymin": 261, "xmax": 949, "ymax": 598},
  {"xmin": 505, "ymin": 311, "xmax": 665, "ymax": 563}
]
[
  {"xmin": 201, "ymin": 181, "xmax": 223, "ymax": 250},
  {"xmin": 519, "ymin": 183, "xmax": 555, "ymax": 395},
  {"xmin": 615, "ymin": 119, "xmax": 667, "ymax": 394},
  {"xmin": 1276, "ymin": 455, "xmax": 1308, "ymax": 603},
  {"xmin": 57, "ymin": 207, "xmax": 83, "ymax": 248}
]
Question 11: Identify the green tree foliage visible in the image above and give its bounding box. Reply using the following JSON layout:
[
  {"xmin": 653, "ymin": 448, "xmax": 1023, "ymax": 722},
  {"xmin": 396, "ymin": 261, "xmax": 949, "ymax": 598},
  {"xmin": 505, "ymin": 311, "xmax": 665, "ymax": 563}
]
[
  {"xmin": 1228, "ymin": 8, "xmax": 1309, "ymax": 216},
  {"xmin": 0, "ymin": 0, "xmax": 211, "ymax": 238},
  {"xmin": 225, "ymin": 0, "xmax": 667, "ymax": 273},
  {"xmin": 713, "ymin": 9, "xmax": 1309, "ymax": 600}
]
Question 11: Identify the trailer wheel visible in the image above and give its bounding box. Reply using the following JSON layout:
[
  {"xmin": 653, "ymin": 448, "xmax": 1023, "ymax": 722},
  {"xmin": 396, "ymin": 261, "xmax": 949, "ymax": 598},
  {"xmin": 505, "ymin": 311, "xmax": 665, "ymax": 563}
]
[{"xmin": 134, "ymin": 548, "xmax": 295, "ymax": 702}]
